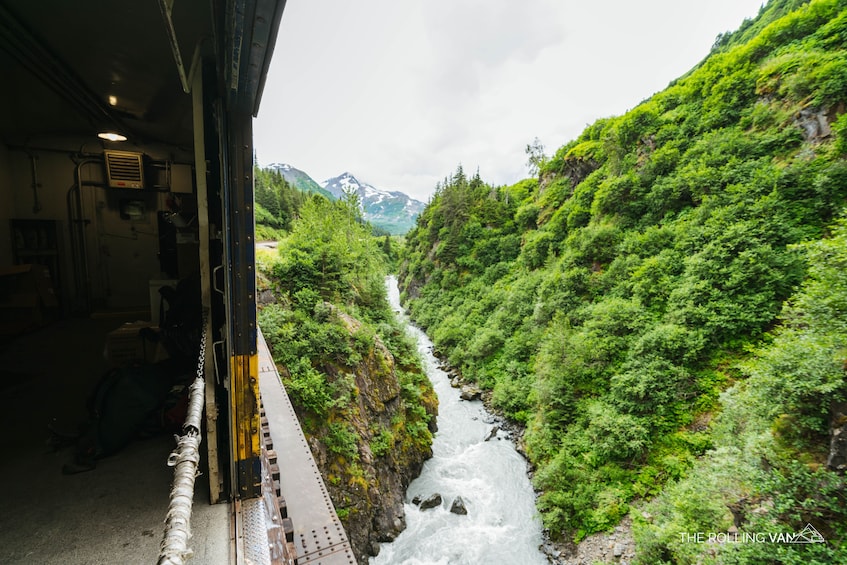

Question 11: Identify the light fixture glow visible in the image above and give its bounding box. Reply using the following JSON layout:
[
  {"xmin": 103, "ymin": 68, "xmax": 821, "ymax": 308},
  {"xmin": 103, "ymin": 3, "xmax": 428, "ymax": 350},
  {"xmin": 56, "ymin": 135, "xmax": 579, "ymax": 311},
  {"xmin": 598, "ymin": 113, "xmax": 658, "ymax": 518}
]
[
  {"xmin": 108, "ymin": 95, "xmax": 118, "ymax": 106},
  {"xmin": 98, "ymin": 132, "xmax": 127, "ymax": 142}
]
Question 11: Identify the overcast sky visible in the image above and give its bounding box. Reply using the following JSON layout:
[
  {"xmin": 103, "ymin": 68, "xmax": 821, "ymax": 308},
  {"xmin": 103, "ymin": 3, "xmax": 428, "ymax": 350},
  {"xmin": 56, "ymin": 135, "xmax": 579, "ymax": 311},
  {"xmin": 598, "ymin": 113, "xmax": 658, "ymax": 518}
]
[{"xmin": 254, "ymin": 0, "xmax": 765, "ymax": 202}]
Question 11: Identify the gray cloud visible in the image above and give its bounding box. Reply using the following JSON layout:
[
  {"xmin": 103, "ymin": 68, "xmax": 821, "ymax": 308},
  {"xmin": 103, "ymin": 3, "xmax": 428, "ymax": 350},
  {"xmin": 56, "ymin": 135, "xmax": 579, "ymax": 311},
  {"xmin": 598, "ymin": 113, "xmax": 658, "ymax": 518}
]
[{"xmin": 255, "ymin": 0, "xmax": 766, "ymax": 202}]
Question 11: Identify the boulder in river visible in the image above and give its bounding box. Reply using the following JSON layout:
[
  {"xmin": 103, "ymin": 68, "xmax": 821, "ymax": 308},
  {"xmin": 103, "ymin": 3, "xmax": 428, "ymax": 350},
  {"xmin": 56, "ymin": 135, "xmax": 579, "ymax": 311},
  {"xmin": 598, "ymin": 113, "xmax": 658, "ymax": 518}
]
[
  {"xmin": 419, "ymin": 493, "xmax": 442, "ymax": 510},
  {"xmin": 450, "ymin": 496, "xmax": 468, "ymax": 515},
  {"xmin": 460, "ymin": 384, "xmax": 482, "ymax": 401}
]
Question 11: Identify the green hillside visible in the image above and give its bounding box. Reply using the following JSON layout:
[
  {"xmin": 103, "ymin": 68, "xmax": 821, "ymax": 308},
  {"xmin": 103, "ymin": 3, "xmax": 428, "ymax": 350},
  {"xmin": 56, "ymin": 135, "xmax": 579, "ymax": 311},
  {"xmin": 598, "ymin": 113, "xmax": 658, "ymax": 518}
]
[
  {"xmin": 254, "ymin": 165, "xmax": 308, "ymax": 240},
  {"xmin": 276, "ymin": 164, "xmax": 335, "ymax": 199},
  {"xmin": 398, "ymin": 0, "xmax": 847, "ymax": 561}
]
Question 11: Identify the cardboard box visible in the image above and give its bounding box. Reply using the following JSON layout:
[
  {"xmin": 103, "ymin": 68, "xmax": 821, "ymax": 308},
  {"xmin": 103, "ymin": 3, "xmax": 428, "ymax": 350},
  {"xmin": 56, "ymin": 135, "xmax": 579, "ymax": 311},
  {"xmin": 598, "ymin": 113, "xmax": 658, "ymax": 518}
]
[
  {"xmin": 104, "ymin": 321, "xmax": 169, "ymax": 366},
  {"xmin": 0, "ymin": 264, "xmax": 58, "ymax": 306}
]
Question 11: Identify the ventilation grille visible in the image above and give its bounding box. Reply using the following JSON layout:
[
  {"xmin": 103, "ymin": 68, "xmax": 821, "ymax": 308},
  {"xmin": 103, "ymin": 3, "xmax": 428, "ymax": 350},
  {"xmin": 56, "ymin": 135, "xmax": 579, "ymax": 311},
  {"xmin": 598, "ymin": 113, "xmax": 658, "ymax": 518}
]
[{"xmin": 104, "ymin": 150, "xmax": 145, "ymax": 189}]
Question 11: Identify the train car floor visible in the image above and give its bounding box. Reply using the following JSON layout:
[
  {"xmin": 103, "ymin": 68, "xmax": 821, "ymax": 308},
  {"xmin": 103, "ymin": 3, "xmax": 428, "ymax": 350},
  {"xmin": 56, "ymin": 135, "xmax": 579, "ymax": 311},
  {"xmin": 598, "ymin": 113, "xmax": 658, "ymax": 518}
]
[{"xmin": 0, "ymin": 316, "xmax": 230, "ymax": 565}]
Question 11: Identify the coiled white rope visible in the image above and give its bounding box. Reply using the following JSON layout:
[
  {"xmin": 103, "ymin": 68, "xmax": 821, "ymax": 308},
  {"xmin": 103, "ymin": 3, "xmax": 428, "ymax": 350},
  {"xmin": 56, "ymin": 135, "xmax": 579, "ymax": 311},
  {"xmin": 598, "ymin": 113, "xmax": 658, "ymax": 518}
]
[{"xmin": 158, "ymin": 315, "xmax": 208, "ymax": 565}]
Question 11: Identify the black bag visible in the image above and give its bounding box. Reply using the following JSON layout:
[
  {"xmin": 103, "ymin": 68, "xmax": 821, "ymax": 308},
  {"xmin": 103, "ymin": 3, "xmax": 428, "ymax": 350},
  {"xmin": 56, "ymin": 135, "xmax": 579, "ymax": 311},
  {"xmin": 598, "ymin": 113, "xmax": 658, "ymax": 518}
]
[
  {"xmin": 62, "ymin": 363, "xmax": 173, "ymax": 474},
  {"xmin": 87, "ymin": 364, "xmax": 171, "ymax": 455},
  {"xmin": 157, "ymin": 272, "xmax": 202, "ymax": 362}
]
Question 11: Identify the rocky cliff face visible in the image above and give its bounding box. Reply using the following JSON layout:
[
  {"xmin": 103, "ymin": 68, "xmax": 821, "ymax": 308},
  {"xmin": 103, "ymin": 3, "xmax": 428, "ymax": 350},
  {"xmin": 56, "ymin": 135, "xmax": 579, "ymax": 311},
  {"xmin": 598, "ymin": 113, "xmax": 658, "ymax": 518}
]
[
  {"xmin": 829, "ymin": 400, "xmax": 847, "ymax": 472},
  {"xmin": 296, "ymin": 307, "xmax": 437, "ymax": 563}
]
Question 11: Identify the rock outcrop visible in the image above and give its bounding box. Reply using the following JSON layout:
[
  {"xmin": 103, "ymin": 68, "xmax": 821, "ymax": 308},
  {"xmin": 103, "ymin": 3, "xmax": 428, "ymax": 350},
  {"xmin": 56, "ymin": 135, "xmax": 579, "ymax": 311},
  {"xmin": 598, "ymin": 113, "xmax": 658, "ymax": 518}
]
[
  {"xmin": 542, "ymin": 515, "xmax": 637, "ymax": 565},
  {"xmin": 828, "ymin": 400, "xmax": 847, "ymax": 472}
]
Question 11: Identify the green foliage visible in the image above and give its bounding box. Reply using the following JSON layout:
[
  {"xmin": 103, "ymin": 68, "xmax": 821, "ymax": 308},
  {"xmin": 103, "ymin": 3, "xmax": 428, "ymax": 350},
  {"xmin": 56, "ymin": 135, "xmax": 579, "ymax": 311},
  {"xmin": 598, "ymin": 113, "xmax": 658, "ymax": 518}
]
[
  {"xmin": 835, "ymin": 111, "xmax": 847, "ymax": 154},
  {"xmin": 285, "ymin": 357, "xmax": 334, "ymax": 416},
  {"xmin": 634, "ymin": 217, "xmax": 847, "ymax": 564},
  {"xmin": 491, "ymin": 362, "xmax": 534, "ymax": 422},
  {"xmin": 369, "ymin": 429, "xmax": 394, "ymax": 457},
  {"xmin": 254, "ymin": 164, "xmax": 307, "ymax": 234},
  {"xmin": 399, "ymin": 0, "xmax": 847, "ymax": 550},
  {"xmin": 718, "ymin": 463, "xmax": 847, "ymax": 565},
  {"xmin": 272, "ymin": 195, "xmax": 388, "ymax": 312},
  {"xmin": 258, "ymin": 192, "xmax": 435, "ymax": 531},
  {"xmin": 325, "ymin": 422, "xmax": 360, "ymax": 460}
]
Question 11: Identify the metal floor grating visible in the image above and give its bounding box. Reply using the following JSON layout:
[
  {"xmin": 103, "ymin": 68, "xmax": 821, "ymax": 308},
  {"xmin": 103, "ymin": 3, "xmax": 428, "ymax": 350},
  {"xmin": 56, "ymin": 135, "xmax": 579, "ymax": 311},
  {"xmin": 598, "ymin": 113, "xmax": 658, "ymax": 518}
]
[{"xmin": 257, "ymin": 329, "xmax": 356, "ymax": 565}]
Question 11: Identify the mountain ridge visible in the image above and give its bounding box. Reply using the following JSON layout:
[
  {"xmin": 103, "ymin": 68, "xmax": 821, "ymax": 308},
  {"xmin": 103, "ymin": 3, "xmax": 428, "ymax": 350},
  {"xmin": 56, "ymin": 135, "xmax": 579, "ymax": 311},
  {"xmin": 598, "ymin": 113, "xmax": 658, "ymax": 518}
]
[
  {"xmin": 266, "ymin": 162, "xmax": 334, "ymax": 200},
  {"xmin": 322, "ymin": 172, "xmax": 426, "ymax": 235},
  {"xmin": 266, "ymin": 163, "xmax": 424, "ymax": 234}
]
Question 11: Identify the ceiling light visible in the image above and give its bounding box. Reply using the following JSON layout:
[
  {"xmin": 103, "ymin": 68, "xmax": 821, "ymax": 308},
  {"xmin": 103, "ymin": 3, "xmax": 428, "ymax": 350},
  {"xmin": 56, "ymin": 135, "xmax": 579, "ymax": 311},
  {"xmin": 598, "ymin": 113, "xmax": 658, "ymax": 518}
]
[
  {"xmin": 108, "ymin": 95, "xmax": 118, "ymax": 106},
  {"xmin": 98, "ymin": 132, "xmax": 127, "ymax": 142}
]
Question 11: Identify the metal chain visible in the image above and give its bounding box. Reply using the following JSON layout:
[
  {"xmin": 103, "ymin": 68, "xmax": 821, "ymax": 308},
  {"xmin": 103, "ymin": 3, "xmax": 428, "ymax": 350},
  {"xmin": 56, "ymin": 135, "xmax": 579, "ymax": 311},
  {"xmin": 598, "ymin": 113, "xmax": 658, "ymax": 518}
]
[
  {"xmin": 183, "ymin": 314, "xmax": 208, "ymax": 433},
  {"xmin": 196, "ymin": 315, "xmax": 207, "ymax": 380}
]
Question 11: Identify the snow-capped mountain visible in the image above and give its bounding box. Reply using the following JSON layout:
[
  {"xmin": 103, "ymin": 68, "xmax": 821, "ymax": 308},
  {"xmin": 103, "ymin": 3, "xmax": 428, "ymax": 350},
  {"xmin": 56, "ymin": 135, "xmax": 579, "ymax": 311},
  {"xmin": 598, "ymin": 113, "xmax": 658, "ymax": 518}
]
[
  {"xmin": 267, "ymin": 163, "xmax": 333, "ymax": 199},
  {"xmin": 322, "ymin": 172, "xmax": 425, "ymax": 235},
  {"xmin": 260, "ymin": 165, "xmax": 424, "ymax": 234}
]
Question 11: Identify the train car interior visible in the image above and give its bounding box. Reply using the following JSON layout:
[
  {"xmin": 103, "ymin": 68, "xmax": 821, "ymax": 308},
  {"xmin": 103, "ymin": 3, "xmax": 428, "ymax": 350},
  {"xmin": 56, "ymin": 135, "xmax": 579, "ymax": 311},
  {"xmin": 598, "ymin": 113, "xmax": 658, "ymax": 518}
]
[{"xmin": 0, "ymin": 1, "xmax": 289, "ymax": 563}]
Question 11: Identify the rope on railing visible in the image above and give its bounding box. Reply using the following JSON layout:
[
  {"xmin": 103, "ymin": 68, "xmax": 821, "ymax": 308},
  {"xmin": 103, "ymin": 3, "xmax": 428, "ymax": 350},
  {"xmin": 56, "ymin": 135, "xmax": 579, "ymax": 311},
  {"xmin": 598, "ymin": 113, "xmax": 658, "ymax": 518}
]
[{"xmin": 158, "ymin": 313, "xmax": 209, "ymax": 565}]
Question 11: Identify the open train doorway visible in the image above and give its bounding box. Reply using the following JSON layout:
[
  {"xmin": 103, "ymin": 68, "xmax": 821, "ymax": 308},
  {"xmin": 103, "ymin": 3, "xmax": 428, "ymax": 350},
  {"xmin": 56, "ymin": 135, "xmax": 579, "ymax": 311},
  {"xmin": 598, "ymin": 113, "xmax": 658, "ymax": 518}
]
[{"xmin": 0, "ymin": 1, "xmax": 290, "ymax": 563}]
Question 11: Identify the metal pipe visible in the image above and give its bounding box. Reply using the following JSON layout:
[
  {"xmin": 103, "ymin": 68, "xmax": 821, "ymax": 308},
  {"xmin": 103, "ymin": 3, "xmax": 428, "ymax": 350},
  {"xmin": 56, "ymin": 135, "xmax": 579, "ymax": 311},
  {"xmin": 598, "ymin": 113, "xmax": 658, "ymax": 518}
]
[
  {"xmin": 158, "ymin": 315, "xmax": 208, "ymax": 565},
  {"xmin": 65, "ymin": 159, "xmax": 100, "ymax": 313},
  {"xmin": 157, "ymin": 0, "xmax": 190, "ymax": 94},
  {"xmin": 8, "ymin": 145, "xmax": 101, "ymax": 157},
  {"xmin": 74, "ymin": 161, "xmax": 93, "ymax": 312},
  {"xmin": 65, "ymin": 183, "xmax": 81, "ymax": 310},
  {"xmin": 28, "ymin": 153, "xmax": 41, "ymax": 213}
]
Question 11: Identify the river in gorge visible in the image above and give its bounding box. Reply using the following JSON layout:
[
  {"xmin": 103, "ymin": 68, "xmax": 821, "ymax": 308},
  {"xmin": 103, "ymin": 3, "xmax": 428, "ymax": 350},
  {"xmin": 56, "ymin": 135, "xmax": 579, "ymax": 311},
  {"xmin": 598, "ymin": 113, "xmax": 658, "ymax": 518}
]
[{"xmin": 371, "ymin": 276, "xmax": 547, "ymax": 565}]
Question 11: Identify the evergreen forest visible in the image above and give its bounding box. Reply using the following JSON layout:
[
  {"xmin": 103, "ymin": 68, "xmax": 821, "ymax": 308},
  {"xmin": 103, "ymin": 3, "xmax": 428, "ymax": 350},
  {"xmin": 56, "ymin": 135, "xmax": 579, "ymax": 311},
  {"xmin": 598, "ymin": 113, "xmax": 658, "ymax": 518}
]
[
  {"xmin": 254, "ymin": 164, "xmax": 309, "ymax": 241},
  {"xmin": 397, "ymin": 0, "xmax": 847, "ymax": 562}
]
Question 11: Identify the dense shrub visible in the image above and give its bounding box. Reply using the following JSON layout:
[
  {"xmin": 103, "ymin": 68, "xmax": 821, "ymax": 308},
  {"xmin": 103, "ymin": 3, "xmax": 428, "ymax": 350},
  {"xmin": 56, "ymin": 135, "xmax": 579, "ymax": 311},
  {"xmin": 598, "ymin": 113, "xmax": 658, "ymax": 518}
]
[
  {"xmin": 398, "ymin": 0, "xmax": 847, "ymax": 551},
  {"xmin": 258, "ymin": 194, "xmax": 436, "ymax": 546}
]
